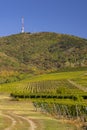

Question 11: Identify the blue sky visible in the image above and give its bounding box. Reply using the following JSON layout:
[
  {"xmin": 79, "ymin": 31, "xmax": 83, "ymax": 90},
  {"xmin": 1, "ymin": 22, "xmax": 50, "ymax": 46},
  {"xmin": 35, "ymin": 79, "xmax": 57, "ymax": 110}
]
[{"xmin": 0, "ymin": 0, "xmax": 87, "ymax": 38}]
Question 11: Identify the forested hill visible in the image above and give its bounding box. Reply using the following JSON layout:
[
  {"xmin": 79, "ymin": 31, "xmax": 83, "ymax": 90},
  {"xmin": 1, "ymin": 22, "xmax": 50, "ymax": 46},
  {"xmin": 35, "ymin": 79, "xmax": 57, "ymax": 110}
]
[{"xmin": 0, "ymin": 32, "xmax": 87, "ymax": 73}]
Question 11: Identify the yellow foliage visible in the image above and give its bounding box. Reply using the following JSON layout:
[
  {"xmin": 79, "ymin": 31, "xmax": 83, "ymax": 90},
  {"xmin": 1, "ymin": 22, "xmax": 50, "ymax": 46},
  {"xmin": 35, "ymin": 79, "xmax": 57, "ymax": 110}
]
[{"xmin": 0, "ymin": 70, "xmax": 18, "ymax": 77}]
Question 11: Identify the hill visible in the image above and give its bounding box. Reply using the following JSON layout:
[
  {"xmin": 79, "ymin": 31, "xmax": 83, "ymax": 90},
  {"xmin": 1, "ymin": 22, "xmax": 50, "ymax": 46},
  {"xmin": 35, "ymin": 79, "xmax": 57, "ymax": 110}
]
[
  {"xmin": 0, "ymin": 32, "xmax": 87, "ymax": 129},
  {"xmin": 0, "ymin": 32, "xmax": 87, "ymax": 73}
]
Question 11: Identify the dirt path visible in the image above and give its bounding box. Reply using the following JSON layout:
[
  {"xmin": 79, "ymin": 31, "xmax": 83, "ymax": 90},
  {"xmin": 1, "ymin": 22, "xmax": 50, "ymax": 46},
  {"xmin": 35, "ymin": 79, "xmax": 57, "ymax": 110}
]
[
  {"xmin": 0, "ymin": 94, "xmax": 37, "ymax": 130},
  {"xmin": 0, "ymin": 111, "xmax": 37, "ymax": 130},
  {"xmin": 0, "ymin": 112, "xmax": 16, "ymax": 130},
  {"xmin": 0, "ymin": 94, "xmax": 79, "ymax": 130},
  {"xmin": 15, "ymin": 114, "xmax": 37, "ymax": 130},
  {"xmin": 68, "ymin": 79, "xmax": 87, "ymax": 92}
]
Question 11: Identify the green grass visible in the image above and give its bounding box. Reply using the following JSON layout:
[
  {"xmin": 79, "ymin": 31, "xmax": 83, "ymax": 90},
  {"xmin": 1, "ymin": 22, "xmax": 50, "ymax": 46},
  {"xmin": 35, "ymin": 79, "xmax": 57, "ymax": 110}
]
[
  {"xmin": 74, "ymin": 78, "xmax": 87, "ymax": 88},
  {"xmin": 27, "ymin": 70, "xmax": 85, "ymax": 82},
  {"xmin": 42, "ymin": 119, "xmax": 77, "ymax": 130},
  {"xmin": 0, "ymin": 70, "xmax": 86, "ymax": 97},
  {"xmin": 1, "ymin": 70, "xmax": 85, "ymax": 85}
]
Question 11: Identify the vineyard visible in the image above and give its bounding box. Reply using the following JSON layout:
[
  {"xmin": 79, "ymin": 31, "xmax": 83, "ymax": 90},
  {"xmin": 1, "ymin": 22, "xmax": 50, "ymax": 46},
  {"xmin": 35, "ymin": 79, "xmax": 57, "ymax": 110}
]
[
  {"xmin": 0, "ymin": 70, "xmax": 87, "ymax": 129},
  {"xmin": 33, "ymin": 100, "xmax": 87, "ymax": 120},
  {"xmin": 10, "ymin": 79, "xmax": 86, "ymax": 99},
  {"xmin": 73, "ymin": 74, "xmax": 87, "ymax": 89},
  {"xmin": 0, "ymin": 32, "xmax": 87, "ymax": 129}
]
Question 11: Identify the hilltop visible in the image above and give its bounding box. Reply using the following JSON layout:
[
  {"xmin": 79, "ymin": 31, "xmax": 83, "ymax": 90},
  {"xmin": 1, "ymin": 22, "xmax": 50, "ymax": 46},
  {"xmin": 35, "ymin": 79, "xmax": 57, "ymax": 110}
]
[{"xmin": 0, "ymin": 32, "xmax": 87, "ymax": 73}]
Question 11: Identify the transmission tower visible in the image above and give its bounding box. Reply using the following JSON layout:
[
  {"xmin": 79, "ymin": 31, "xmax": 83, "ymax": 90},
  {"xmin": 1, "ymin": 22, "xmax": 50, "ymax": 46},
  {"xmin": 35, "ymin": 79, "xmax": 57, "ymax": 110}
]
[{"xmin": 21, "ymin": 17, "xmax": 24, "ymax": 33}]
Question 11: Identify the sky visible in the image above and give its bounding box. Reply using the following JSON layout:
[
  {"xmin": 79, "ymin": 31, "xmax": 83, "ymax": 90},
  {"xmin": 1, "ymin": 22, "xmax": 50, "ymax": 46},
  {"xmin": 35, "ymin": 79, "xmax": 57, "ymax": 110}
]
[{"xmin": 0, "ymin": 0, "xmax": 87, "ymax": 38}]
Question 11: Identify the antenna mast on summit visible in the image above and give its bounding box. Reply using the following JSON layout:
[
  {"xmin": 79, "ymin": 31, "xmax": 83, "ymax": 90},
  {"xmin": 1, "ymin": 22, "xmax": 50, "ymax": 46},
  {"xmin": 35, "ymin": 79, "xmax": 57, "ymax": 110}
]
[{"xmin": 21, "ymin": 17, "xmax": 24, "ymax": 33}]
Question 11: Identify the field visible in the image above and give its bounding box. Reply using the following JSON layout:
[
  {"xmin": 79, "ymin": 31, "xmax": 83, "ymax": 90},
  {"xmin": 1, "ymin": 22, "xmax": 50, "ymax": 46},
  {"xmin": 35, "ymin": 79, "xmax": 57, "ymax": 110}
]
[
  {"xmin": 0, "ymin": 70, "xmax": 87, "ymax": 130},
  {"xmin": 0, "ymin": 94, "xmax": 78, "ymax": 130}
]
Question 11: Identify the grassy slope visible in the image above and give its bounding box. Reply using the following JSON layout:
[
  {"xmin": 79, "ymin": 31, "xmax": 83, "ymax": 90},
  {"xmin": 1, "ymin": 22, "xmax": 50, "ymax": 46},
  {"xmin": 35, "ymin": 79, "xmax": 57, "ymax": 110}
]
[
  {"xmin": 0, "ymin": 70, "xmax": 86, "ymax": 93},
  {"xmin": 0, "ymin": 70, "xmax": 86, "ymax": 129},
  {"xmin": 0, "ymin": 32, "xmax": 87, "ymax": 73},
  {"xmin": 0, "ymin": 70, "xmax": 85, "ymax": 130},
  {"xmin": 0, "ymin": 95, "xmax": 78, "ymax": 130}
]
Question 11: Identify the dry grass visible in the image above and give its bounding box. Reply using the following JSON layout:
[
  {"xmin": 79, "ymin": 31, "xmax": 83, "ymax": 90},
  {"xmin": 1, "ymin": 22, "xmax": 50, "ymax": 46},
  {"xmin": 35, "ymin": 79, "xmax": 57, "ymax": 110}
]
[{"xmin": 0, "ymin": 94, "xmax": 79, "ymax": 130}]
